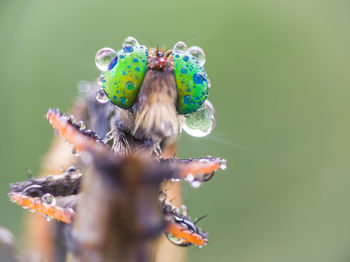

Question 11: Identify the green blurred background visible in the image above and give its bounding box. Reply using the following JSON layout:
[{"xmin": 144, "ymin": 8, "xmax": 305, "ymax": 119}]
[{"xmin": 1, "ymin": 0, "xmax": 350, "ymax": 261}]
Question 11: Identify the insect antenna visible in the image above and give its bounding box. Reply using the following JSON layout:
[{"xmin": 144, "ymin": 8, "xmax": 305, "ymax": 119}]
[{"xmin": 194, "ymin": 215, "xmax": 208, "ymax": 224}]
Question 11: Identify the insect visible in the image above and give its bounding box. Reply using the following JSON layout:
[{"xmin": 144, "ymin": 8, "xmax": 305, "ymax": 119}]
[{"xmin": 8, "ymin": 37, "xmax": 227, "ymax": 258}]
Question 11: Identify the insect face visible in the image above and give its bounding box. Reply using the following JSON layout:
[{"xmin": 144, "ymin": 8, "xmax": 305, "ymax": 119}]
[{"xmin": 95, "ymin": 37, "xmax": 215, "ymax": 140}]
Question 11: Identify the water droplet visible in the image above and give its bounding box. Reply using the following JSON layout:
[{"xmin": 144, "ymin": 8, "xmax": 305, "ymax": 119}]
[
  {"xmin": 173, "ymin": 41, "xmax": 187, "ymax": 52},
  {"xmin": 41, "ymin": 193, "xmax": 56, "ymax": 206},
  {"xmin": 72, "ymin": 148, "xmax": 81, "ymax": 156},
  {"xmin": 207, "ymin": 78, "xmax": 211, "ymax": 88},
  {"xmin": 77, "ymin": 121, "xmax": 86, "ymax": 130},
  {"xmin": 97, "ymin": 75, "xmax": 104, "ymax": 86},
  {"xmin": 44, "ymin": 215, "xmax": 52, "ymax": 222},
  {"xmin": 178, "ymin": 205, "xmax": 188, "ymax": 216},
  {"xmin": 190, "ymin": 181, "xmax": 202, "ymax": 188},
  {"xmin": 123, "ymin": 36, "xmax": 139, "ymax": 48},
  {"xmin": 186, "ymin": 173, "xmax": 194, "ymax": 182},
  {"xmin": 220, "ymin": 159, "xmax": 227, "ymax": 170},
  {"xmin": 188, "ymin": 46, "xmax": 206, "ymax": 66},
  {"xmin": 95, "ymin": 47, "xmax": 117, "ymax": 72},
  {"xmin": 183, "ymin": 100, "xmax": 216, "ymax": 137},
  {"xmin": 69, "ymin": 115, "xmax": 76, "ymax": 123},
  {"xmin": 96, "ymin": 89, "xmax": 109, "ymax": 104},
  {"xmin": 165, "ymin": 232, "xmax": 191, "ymax": 247},
  {"xmin": 28, "ymin": 209, "xmax": 35, "ymax": 213}
]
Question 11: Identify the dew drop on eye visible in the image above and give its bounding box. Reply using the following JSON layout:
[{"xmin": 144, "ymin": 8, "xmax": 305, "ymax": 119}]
[
  {"xmin": 96, "ymin": 89, "xmax": 109, "ymax": 104},
  {"xmin": 95, "ymin": 47, "xmax": 117, "ymax": 72},
  {"xmin": 187, "ymin": 46, "xmax": 206, "ymax": 66},
  {"xmin": 183, "ymin": 100, "xmax": 216, "ymax": 137},
  {"xmin": 173, "ymin": 41, "xmax": 187, "ymax": 52},
  {"xmin": 122, "ymin": 36, "xmax": 139, "ymax": 48}
]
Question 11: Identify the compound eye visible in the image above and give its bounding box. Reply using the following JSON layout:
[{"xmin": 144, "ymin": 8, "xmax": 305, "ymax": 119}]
[
  {"xmin": 95, "ymin": 37, "xmax": 148, "ymax": 109},
  {"xmin": 172, "ymin": 44, "xmax": 209, "ymax": 115}
]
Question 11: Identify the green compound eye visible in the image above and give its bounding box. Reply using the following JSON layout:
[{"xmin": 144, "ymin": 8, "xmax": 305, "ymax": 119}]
[
  {"xmin": 172, "ymin": 45, "xmax": 209, "ymax": 115},
  {"xmin": 96, "ymin": 38, "xmax": 148, "ymax": 109}
]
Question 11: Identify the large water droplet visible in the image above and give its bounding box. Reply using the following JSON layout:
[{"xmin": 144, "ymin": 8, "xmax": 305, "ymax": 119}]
[
  {"xmin": 123, "ymin": 36, "xmax": 139, "ymax": 47},
  {"xmin": 96, "ymin": 89, "xmax": 109, "ymax": 104},
  {"xmin": 187, "ymin": 46, "xmax": 206, "ymax": 66},
  {"xmin": 41, "ymin": 193, "xmax": 56, "ymax": 206},
  {"xmin": 183, "ymin": 100, "xmax": 216, "ymax": 137},
  {"xmin": 95, "ymin": 47, "xmax": 117, "ymax": 72},
  {"xmin": 173, "ymin": 41, "xmax": 187, "ymax": 52},
  {"xmin": 165, "ymin": 232, "xmax": 191, "ymax": 247}
]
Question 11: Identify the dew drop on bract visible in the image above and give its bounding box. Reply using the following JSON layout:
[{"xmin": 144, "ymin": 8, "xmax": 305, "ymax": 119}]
[
  {"xmin": 77, "ymin": 121, "xmax": 86, "ymax": 130},
  {"xmin": 187, "ymin": 46, "xmax": 206, "ymax": 66},
  {"xmin": 122, "ymin": 36, "xmax": 139, "ymax": 48},
  {"xmin": 72, "ymin": 148, "xmax": 81, "ymax": 157},
  {"xmin": 183, "ymin": 100, "xmax": 216, "ymax": 137},
  {"xmin": 165, "ymin": 232, "xmax": 191, "ymax": 247},
  {"xmin": 95, "ymin": 47, "xmax": 117, "ymax": 72},
  {"xmin": 220, "ymin": 159, "xmax": 227, "ymax": 170},
  {"xmin": 96, "ymin": 89, "xmax": 109, "ymax": 104},
  {"xmin": 190, "ymin": 181, "xmax": 202, "ymax": 188},
  {"xmin": 41, "ymin": 193, "xmax": 56, "ymax": 206},
  {"xmin": 173, "ymin": 41, "xmax": 187, "ymax": 52}
]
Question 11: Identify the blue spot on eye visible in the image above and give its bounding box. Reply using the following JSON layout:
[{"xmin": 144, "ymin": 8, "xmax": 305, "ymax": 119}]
[
  {"xmin": 183, "ymin": 95, "xmax": 192, "ymax": 105},
  {"xmin": 142, "ymin": 59, "xmax": 146, "ymax": 62},
  {"xmin": 136, "ymin": 76, "xmax": 139, "ymax": 79},
  {"xmin": 187, "ymin": 88, "xmax": 191, "ymax": 92},
  {"xmin": 113, "ymin": 96, "xmax": 117, "ymax": 99},
  {"xmin": 123, "ymin": 46, "xmax": 134, "ymax": 53},
  {"xmin": 140, "ymin": 46, "xmax": 144, "ymax": 49},
  {"xmin": 122, "ymin": 71, "xmax": 127, "ymax": 75},
  {"xmin": 125, "ymin": 81, "xmax": 135, "ymax": 91},
  {"xmin": 119, "ymin": 55, "xmax": 125, "ymax": 59},
  {"xmin": 108, "ymin": 56, "xmax": 118, "ymax": 70},
  {"xmin": 183, "ymin": 56, "xmax": 189, "ymax": 62},
  {"xmin": 114, "ymin": 82, "xmax": 117, "ymax": 85},
  {"xmin": 175, "ymin": 54, "xmax": 180, "ymax": 58},
  {"xmin": 132, "ymin": 58, "xmax": 139, "ymax": 63},
  {"xmin": 193, "ymin": 73, "xmax": 204, "ymax": 84},
  {"xmin": 119, "ymin": 97, "xmax": 126, "ymax": 104},
  {"xmin": 135, "ymin": 66, "xmax": 140, "ymax": 72},
  {"xmin": 180, "ymin": 67, "xmax": 188, "ymax": 74},
  {"xmin": 116, "ymin": 90, "xmax": 119, "ymax": 94}
]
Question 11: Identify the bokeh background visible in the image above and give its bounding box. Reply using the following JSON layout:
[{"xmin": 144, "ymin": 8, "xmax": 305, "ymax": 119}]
[{"xmin": 1, "ymin": 0, "xmax": 350, "ymax": 261}]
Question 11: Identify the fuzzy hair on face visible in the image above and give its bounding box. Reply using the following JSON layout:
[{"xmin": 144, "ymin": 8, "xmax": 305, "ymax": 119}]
[{"xmin": 133, "ymin": 69, "xmax": 182, "ymax": 142}]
